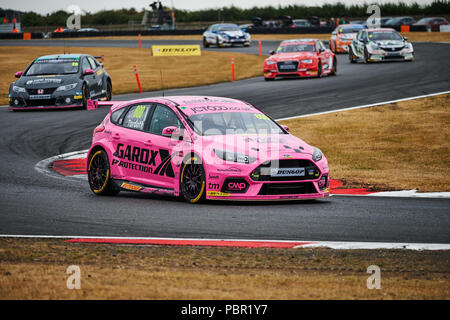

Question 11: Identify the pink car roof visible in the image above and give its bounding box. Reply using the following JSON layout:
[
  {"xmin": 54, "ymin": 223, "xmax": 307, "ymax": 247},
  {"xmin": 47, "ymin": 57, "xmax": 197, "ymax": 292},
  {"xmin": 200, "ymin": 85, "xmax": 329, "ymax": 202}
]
[{"xmin": 109, "ymin": 96, "xmax": 260, "ymax": 117}]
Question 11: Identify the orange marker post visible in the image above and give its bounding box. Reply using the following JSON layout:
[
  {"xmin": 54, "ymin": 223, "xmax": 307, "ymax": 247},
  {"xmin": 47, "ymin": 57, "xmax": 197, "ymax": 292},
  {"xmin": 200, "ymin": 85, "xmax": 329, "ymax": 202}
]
[
  {"xmin": 133, "ymin": 64, "xmax": 143, "ymax": 93},
  {"xmin": 258, "ymin": 40, "xmax": 262, "ymax": 56},
  {"xmin": 231, "ymin": 56, "xmax": 235, "ymax": 81},
  {"xmin": 138, "ymin": 33, "xmax": 141, "ymax": 48}
]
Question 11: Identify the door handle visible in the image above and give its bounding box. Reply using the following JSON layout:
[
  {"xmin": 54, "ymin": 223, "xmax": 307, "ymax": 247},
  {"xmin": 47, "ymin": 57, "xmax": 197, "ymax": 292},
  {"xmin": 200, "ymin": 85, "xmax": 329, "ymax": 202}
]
[{"xmin": 112, "ymin": 133, "xmax": 120, "ymax": 139}]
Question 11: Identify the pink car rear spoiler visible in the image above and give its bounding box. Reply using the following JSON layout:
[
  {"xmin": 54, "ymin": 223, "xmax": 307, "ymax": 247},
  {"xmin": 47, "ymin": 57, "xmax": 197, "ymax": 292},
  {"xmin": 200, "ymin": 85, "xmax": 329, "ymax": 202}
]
[{"xmin": 86, "ymin": 99, "xmax": 123, "ymax": 112}]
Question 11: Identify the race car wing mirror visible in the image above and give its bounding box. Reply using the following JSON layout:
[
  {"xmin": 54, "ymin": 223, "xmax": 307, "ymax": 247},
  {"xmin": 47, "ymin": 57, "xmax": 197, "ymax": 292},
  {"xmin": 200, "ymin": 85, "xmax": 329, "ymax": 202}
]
[
  {"xmin": 403, "ymin": 36, "xmax": 408, "ymax": 41},
  {"xmin": 14, "ymin": 71, "xmax": 23, "ymax": 78},
  {"xmin": 83, "ymin": 68, "xmax": 94, "ymax": 75},
  {"xmin": 269, "ymin": 50, "xmax": 275, "ymax": 55},
  {"xmin": 162, "ymin": 126, "xmax": 178, "ymax": 137},
  {"xmin": 281, "ymin": 125, "xmax": 290, "ymax": 132}
]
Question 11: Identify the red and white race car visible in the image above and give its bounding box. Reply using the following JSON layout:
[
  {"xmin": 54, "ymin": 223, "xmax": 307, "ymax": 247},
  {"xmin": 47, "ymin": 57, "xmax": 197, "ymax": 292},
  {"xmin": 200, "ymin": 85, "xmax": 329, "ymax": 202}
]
[
  {"xmin": 263, "ymin": 39, "xmax": 336, "ymax": 80},
  {"xmin": 86, "ymin": 96, "xmax": 330, "ymax": 203}
]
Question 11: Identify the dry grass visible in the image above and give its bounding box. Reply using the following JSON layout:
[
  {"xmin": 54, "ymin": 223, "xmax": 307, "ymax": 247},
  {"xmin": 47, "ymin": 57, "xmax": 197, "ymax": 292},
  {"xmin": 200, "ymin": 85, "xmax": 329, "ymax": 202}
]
[
  {"xmin": 64, "ymin": 31, "xmax": 450, "ymax": 42},
  {"xmin": 280, "ymin": 94, "xmax": 450, "ymax": 192},
  {"xmin": 0, "ymin": 238, "xmax": 448, "ymax": 299},
  {"xmin": 0, "ymin": 46, "xmax": 266, "ymax": 105}
]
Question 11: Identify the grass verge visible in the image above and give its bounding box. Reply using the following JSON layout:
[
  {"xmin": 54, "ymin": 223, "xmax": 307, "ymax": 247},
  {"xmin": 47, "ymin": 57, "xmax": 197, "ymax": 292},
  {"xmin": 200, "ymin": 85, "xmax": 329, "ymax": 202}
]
[
  {"xmin": 0, "ymin": 238, "xmax": 448, "ymax": 299},
  {"xmin": 0, "ymin": 46, "xmax": 266, "ymax": 105},
  {"xmin": 280, "ymin": 94, "xmax": 450, "ymax": 192}
]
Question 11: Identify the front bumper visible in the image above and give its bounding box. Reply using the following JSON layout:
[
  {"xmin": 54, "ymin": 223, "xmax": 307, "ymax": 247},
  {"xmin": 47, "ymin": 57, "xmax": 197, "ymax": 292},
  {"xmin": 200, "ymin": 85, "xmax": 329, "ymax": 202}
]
[
  {"xmin": 264, "ymin": 68, "xmax": 319, "ymax": 79},
  {"xmin": 335, "ymin": 40, "xmax": 352, "ymax": 53},
  {"xmin": 9, "ymin": 88, "xmax": 84, "ymax": 110},
  {"xmin": 218, "ymin": 38, "xmax": 251, "ymax": 46},
  {"xmin": 366, "ymin": 49, "xmax": 414, "ymax": 62},
  {"xmin": 204, "ymin": 158, "xmax": 330, "ymax": 201}
]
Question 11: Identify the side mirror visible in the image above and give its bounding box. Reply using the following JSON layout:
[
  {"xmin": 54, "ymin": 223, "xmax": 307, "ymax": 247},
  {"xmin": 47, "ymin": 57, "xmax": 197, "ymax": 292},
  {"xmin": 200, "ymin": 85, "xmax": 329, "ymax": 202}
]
[
  {"xmin": 162, "ymin": 126, "xmax": 178, "ymax": 137},
  {"xmin": 269, "ymin": 50, "xmax": 275, "ymax": 55},
  {"xmin": 281, "ymin": 125, "xmax": 289, "ymax": 132},
  {"xmin": 403, "ymin": 36, "xmax": 408, "ymax": 41},
  {"xmin": 14, "ymin": 71, "xmax": 23, "ymax": 78},
  {"xmin": 318, "ymin": 48, "xmax": 325, "ymax": 53},
  {"xmin": 211, "ymin": 30, "xmax": 217, "ymax": 33},
  {"xmin": 83, "ymin": 68, "xmax": 94, "ymax": 75}
]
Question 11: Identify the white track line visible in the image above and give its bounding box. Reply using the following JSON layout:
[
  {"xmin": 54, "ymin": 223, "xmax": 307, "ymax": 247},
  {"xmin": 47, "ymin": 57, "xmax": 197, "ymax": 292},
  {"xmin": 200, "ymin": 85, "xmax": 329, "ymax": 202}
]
[
  {"xmin": 275, "ymin": 90, "xmax": 450, "ymax": 121},
  {"xmin": 0, "ymin": 234, "xmax": 448, "ymax": 250}
]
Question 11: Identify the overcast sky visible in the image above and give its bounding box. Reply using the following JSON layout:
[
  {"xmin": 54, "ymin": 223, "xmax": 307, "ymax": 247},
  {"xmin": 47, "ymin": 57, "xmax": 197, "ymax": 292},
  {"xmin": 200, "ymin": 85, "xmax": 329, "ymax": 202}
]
[{"xmin": 0, "ymin": 0, "xmax": 436, "ymax": 15}]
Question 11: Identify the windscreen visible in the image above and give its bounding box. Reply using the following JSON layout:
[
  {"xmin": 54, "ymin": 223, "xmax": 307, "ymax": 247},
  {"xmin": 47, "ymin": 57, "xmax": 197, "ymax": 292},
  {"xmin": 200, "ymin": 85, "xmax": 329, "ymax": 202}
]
[
  {"xmin": 25, "ymin": 59, "xmax": 80, "ymax": 76},
  {"xmin": 369, "ymin": 31, "xmax": 403, "ymax": 41},
  {"xmin": 339, "ymin": 27, "xmax": 364, "ymax": 33},
  {"xmin": 277, "ymin": 43, "xmax": 315, "ymax": 53},
  {"xmin": 188, "ymin": 112, "xmax": 285, "ymax": 136},
  {"xmin": 217, "ymin": 24, "xmax": 240, "ymax": 31}
]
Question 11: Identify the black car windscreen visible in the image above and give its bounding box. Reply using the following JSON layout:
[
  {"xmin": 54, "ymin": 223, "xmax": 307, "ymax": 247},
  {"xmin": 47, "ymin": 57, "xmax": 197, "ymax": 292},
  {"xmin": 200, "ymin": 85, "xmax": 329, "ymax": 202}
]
[
  {"xmin": 368, "ymin": 31, "xmax": 403, "ymax": 41},
  {"xmin": 25, "ymin": 59, "xmax": 80, "ymax": 76}
]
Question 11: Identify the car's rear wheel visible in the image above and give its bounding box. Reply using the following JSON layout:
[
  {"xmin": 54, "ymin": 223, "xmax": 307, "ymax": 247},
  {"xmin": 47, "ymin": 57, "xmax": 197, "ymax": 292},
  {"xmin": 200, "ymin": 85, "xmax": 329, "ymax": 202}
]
[
  {"xmin": 180, "ymin": 157, "xmax": 206, "ymax": 203},
  {"xmin": 82, "ymin": 83, "xmax": 89, "ymax": 109},
  {"xmin": 203, "ymin": 37, "xmax": 209, "ymax": 48},
  {"xmin": 87, "ymin": 150, "xmax": 119, "ymax": 196},
  {"xmin": 363, "ymin": 48, "xmax": 370, "ymax": 64}
]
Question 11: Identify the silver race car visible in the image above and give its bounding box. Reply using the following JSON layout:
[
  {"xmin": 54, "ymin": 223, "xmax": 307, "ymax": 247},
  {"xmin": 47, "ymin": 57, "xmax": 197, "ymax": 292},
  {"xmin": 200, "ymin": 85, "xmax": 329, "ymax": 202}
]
[
  {"xmin": 203, "ymin": 23, "xmax": 251, "ymax": 48},
  {"xmin": 348, "ymin": 28, "xmax": 414, "ymax": 63}
]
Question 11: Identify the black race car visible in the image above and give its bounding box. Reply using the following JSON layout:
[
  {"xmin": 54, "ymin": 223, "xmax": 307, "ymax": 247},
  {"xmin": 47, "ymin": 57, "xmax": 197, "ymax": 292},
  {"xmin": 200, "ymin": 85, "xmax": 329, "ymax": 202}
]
[{"xmin": 9, "ymin": 54, "xmax": 112, "ymax": 110}]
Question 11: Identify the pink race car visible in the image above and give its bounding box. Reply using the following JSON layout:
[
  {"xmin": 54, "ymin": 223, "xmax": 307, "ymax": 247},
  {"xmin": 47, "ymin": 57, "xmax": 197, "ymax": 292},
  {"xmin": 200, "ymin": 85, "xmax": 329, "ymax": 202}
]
[{"xmin": 86, "ymin": 96, "xmax": 330, "ymax": 203}]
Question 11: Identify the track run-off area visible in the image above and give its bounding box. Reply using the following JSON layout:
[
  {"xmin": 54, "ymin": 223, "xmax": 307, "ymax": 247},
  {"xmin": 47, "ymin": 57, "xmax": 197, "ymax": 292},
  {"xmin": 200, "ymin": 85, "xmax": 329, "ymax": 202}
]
[{"xmin": 0, "ymin": 39, "xmax": 449, "ymax": 246}]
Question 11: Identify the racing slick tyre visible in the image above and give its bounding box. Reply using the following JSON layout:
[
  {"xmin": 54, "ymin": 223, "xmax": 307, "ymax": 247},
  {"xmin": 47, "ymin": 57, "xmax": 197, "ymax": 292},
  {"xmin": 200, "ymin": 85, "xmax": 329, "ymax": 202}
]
[
  {"xmin": 363, "ymin": 48, "xmax": 370, "ymax": 64},
  {"xmin": 203, "ymin": 37, "xmax": 209, "ymax": 48},
  {"xmin": 87, "ymin": 149, "xmax": 120, "ymax": 196},
  {"xmin": 264, "ymin": 77, "xmax": 274, "ymax": 81},
  {"xmin": 105, "ymin": 81, "xmax": 112, "ymax": 101},
  {"xmin": 82, "ymin": 83, "xmax": 89, "ymax": 109},
  {"xmin": 330, "ymin": 58, "xmax": 337, "ymax": 75},
  {"xmin": 349, "ymin": 47, "xmax": 357, "ymax": 63},
  {"xmin": 317, "ymin": 61, "xmax": 322, "ymax": 78},
  {"xmin": 180, "ymin": 156, "xmax": 206, "ymax": 204}
]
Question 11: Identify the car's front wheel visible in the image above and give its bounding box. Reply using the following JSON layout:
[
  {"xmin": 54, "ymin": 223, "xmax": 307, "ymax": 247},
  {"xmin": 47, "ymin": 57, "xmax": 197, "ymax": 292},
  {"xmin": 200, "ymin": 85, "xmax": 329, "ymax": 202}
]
[
  {"xmin": 349, "ymin": 47, "xmax": 357, "ymax": 63},
  {"xmin": 203, "ymin": 37, "xmax": 209, "ymax": 48},
  {"xmin": 180, "ymin": 157, "xmax": 206, "ymax": 203},
  {"xmin": 82, "ymin": 83, "xmax": 89, "ymax": 108},
  {"xmin": 87, "ymin": 149, "xmax": 120, "ymax": 196}
]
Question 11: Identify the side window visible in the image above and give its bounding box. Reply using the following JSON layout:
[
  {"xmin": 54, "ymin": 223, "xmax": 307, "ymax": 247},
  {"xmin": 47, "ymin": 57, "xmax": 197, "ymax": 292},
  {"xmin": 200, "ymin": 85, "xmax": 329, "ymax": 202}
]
[
  {"xmin": 81, "ymin": 57, "xmax": 91, "ymax": 71},
  {"xmin": 110, "ymin": 107, "xmax": 127, "ymax": 125},
  {"xmin": 149, "ymin": 104, "xmax": 182, "ymax": 136},
  {"xmin": 87, "ymin": 57, "xmax": 98, "ymax": 69},
  {"xmin": 122, "ymin": 104, "xmax": 152, "ymax": 131}
]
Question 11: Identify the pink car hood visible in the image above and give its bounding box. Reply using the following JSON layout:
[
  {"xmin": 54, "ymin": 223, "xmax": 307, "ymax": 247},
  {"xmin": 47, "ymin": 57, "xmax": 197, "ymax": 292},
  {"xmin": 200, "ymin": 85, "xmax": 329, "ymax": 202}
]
[{"xmin": 199, "ymin": 134, "xmax": 315, "ymax": 162}]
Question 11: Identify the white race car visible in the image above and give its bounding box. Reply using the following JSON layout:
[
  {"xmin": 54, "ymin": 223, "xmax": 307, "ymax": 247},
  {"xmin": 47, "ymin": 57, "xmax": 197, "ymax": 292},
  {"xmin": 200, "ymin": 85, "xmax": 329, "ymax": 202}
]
[
  {"xmin": 348, "ymin": 28, "xmax": 414, "ymax": 63},
  {"xmin": 203, "ymin": 23, "xmax": 251, "ymax": 48}
]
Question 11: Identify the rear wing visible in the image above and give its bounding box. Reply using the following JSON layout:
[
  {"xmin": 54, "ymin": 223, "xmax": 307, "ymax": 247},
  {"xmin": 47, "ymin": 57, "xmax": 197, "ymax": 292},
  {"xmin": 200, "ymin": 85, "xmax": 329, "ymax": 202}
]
[
  {"xmin": 93, "ymin": 55, "xmax": 104, "ymax": 62},
  {"xmin": 86, "ymin": 99, "xmax": 124, "ymax": 112}
]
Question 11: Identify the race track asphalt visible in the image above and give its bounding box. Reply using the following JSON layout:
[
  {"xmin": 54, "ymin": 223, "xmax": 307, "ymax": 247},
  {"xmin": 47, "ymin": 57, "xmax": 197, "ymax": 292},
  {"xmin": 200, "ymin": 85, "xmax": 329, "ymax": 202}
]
[{"xmin": 0, "ymin": 40, "xmax": 449, "ymax": 243}]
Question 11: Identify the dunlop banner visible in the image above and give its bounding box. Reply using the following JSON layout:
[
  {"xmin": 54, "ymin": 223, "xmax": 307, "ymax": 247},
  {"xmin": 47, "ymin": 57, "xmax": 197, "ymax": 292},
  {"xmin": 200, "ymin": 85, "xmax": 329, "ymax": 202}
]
[{"xmin": 151, "ymin": 45, "xmax": 201, "ymax": 56}]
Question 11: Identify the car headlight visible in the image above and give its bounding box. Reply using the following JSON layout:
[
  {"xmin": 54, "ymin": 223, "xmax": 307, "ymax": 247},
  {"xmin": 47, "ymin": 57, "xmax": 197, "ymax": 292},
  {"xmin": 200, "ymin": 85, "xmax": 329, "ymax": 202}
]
[
  {"xmin": 266, "ymin": 60, "xmax": 276, "ymax": 65},
  {"xmin": 312, "ymin": 147, "xmax": 323, "ymax": 162},
  {"xmin": 214, "ymin": 149, "xmax": 256, "ymax": 164},
  {"xmin": 369, "ymin": 42, "xmax": 380, "ymax": 50},
  {"xmin": 56, "ymin": 83, "xmax": 78, "ymax": 91},
  {"xmin": 301, "ymin": 59, "xmax": 313, "ymax": 64},
  {"xmin": 245, "ymin": 33, "xmax": 251, "ymax": 40},
  {"xmin": 12, "ymin": 86, "xmax": 26, "ymax": 93}
]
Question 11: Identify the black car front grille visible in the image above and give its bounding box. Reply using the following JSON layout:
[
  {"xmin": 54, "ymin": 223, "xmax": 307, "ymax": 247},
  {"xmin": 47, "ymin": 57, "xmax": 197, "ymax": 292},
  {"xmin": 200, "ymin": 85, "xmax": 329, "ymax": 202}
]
[
  {"xmin": 251, "ymin": 159, "xmax": 320, "ymax": 181},
  {"xmin": 25, "ymin": 99, "xmax": 56, "ymax": 106},
  {"xmin": 258, "ymin": 182, "xmax": 317, "ymax": 195},
  {"xmin": 27, "ymin": 87, "xmax": 57, "ymax": 95},
  {"xmin": 277, "ymin": 61, "xmax": 299, "ymax": 73},
  {"xmin": 380, "ymin": 46, "xmax": 404, "ymax": 52}
]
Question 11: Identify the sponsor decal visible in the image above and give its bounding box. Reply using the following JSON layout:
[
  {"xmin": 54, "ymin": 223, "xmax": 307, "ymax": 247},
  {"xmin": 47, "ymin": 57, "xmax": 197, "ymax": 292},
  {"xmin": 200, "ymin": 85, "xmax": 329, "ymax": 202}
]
[
  {"xmin": 37, "ymin": 89, "xmax": 44, "ymax": 94},
  {"xmin": 121, "ymin": 182, "xmax": 142, "ymax": 191},
  {"xmin": 207, "ymin": 191, "xmax": 230, "ymax": 197},
  {"xmin": 261, "ymin": 167, "xmax": 306, "ymax": 177},
  {"xmin": 227, "ymin": 182, "xmax": 247, "ymax": 191},
  {"xmin": 253, "ymin": 113, "xmax": 270, "ymax": 120},
  {"xmin": 208, "ymin": 174, "xmax": 219, "ymax": 179},
  {"xmin": 96, "ymin": 69, "xmax": 103, "ymax": 76},
  {"xmin": 152, "ymin": 45, "xmax": 201, "ymax": 57},
  {"xmin": 283, "ymin": 154, "xmax": 292, "ymax": 159},
  {"xmin": 190, "ymin": 105, "xmax": 252, "ymax": 114},
  {"xmin": 217, "ymin": 167, "xmax": 241, "ymax": 173},
  {"xmin": 112, "ymin": 144, "xmax": 174, "ymax": 178},
  {"xmin": 26, "ymin": 78, "xmax": 62, "ymax": 85},
  {"xmin": 208, "ymin": 182, "xmax": 220, "ymax": 190},
  {"xmin": 74, "ymin": 95, "xmax": 83, "ymax": 99}
]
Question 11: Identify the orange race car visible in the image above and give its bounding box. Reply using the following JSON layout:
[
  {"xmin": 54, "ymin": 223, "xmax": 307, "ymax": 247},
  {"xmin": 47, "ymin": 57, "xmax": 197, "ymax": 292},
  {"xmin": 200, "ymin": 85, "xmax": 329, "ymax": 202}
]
[{"xmin": 330, "ymin": 24, "xmax": 366, "ymax": 53}]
